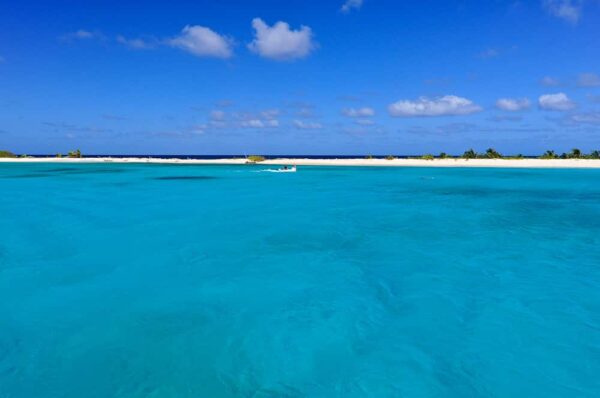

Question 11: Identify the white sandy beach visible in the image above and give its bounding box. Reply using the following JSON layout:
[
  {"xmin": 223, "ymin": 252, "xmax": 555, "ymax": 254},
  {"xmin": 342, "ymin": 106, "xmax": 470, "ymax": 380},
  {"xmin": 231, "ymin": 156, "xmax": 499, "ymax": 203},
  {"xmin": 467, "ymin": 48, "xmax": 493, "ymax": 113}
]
[{"xmin": 2, "ymin": 157, "xmax": 600, "ymax": 168}]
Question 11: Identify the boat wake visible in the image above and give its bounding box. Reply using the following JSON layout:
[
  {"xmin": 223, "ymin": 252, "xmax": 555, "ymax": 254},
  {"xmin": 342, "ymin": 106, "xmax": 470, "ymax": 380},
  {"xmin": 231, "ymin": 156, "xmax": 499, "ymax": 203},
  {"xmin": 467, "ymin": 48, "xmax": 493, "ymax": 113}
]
[{"xmin": 258, "ymin": 166, "xmax": 297, "ymax": 173}]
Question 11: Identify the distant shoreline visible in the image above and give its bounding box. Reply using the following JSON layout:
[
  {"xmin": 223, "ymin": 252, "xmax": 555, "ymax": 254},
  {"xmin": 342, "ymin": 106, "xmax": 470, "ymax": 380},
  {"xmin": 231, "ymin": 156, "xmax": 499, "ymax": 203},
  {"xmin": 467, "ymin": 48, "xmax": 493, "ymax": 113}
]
[{"xmin": 2, "ymin": 157, "xmax": 600, "ymax": 168}]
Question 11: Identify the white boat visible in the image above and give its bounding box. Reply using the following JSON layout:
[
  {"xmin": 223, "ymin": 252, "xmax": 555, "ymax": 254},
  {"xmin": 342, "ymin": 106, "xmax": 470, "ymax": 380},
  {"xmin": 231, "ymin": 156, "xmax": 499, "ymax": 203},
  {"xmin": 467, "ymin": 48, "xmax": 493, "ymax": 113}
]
[
  {"xmin": 277, "ymin": 166, "xmax": 296, "ymax": 173},
  {"xmin": 262, "ymin": 165, "xmax": 297, "ymax": 173}
]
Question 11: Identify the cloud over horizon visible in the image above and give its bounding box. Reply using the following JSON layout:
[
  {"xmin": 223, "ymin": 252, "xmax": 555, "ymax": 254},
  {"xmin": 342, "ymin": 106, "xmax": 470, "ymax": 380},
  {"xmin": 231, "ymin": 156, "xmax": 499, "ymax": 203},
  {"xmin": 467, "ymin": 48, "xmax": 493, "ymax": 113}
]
[
  {"xmin": 167, "ymin": 25, "xmax": 234, "ymax": 59},
  {"xmin": 116, "ymin": 35, "xmax": 156, "ymax": 50},
  {"xmin": 496, "ymin": 98, "xmax": 531, "ymax": 111},
  {"xmin": 61, "ymin": 29, "xmax": 104, "ymax": 42},
  {"xmin": 248, "ymin": 18, "xmax": 315, "ymax": 61},
  {"xmin": 341, "ymin": 0, "xmax": 364, "ymax": 13},
  {"xmin": 342, "ymin": 107, "xmax": 375, "ymax": 117},
  {"xmin": 543, "ymin": 0, "xmax": 583, "ymax": 24},
  {"xmin": 539, "ymin": 93, "xmax": 576, "ymax": 111},
  {"xmin": 293, "ymin": 120, "xmax": 323, "ymax": 129},
  {"xmin": 388, "ymin": 95, "xmax": 482, "ymax": 117},
  {"xmin": 577, "ymin": 73, "xmax": 600, "ymax": 87},
  {"xmin": 540, "ymin": 76, "xmax": 561, "ymax": 86}
]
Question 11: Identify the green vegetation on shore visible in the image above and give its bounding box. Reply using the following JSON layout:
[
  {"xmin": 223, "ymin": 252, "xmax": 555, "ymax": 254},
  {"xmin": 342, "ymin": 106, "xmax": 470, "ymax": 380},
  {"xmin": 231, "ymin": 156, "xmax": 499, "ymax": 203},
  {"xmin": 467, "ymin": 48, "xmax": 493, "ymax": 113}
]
[
  {"xmin": 0, "ymin": 150, "xmax": 16, "ymax": 158},
  {"xmin": 1, "ymin": 148, "xmax": 599, "ymax": 161},
  {"xmin": 374, "ymin": 148, "xmax": 600, "ymax": 160},
  {"xmin": 246, "ymin": 155, "xmax": 265, "ymax": 163},
  {"xmin": 67, "ymin": 149, "xmax": 82, "ymax": 158}
]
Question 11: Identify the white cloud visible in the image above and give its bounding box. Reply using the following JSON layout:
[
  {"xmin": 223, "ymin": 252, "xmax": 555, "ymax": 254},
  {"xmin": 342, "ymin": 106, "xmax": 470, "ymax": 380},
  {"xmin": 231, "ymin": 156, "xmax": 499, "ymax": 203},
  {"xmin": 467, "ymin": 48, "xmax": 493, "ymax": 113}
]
[
  {"xmin": 116, "ymin": 35, "xmax": 155, "ymax": 49},
  {"xmin": 236, "ymin": 109, "xmax": 281, "ymax": 129},
  {"xmin": 569, "ymin": 111, "xmax": 600, "ymax": 125},
  {"xmin": 240, "ymin": 119, "xmax": 279, "ymax": 128},
  {"xmin": 210, "ymin": 110, "xmax": 226, "ymax": 121},
  {"xmin": 540, "ymin": 76, "xmax": 561, "ymax": 86},
  {"xmin": 388, "ymin": 95, "xmax": 482, "ymax": 117},
  {"xmin": 495, "ymin": 98, "xmax": 531, "ymax": 111},
  {"xmin": 191, "ymin": 125, "xmax": 207, "ymax": 135},
  {"xmin": 341, "ymin": 0, "xmax": 363, "ymax": 13},
  {"xmin": 248, "ymin": 18, "xmax": 315, "ymax": 61},
  {"xmin": 539, "ymin": 93, "xmax": 576, "ymax": 111},
  {"xmin": 543, "ymin": 0, "xmax": 582, "ymax": 24},
  {"xmin": 71, "ymin": 30, "xmax": 95, "ymax": 39},
  {"xmin": 168, "ymin": 25, "xmax": 233, "ymax": 59},
  {"xmin": 342, "ymin": 107, "xmax": 375, "ymax": 117},
  {"xmin": 260, "ymin": 109, "xmax": 280, "ymax": 120},
  {"xmin": 293, "ymin": 120, "xmax": 323, "ymax": 129},
  {"xmin": 62, "ymin": 30, "xmax": 103, "ymax": 41},
  {"xmin": 577, "ymin": 72, "xmax": 600, "ymax": 87}
]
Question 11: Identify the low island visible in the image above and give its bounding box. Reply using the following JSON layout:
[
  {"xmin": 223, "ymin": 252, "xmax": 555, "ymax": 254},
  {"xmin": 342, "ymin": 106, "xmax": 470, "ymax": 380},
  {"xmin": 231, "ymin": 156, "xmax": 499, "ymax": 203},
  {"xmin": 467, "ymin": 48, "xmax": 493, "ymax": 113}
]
[{"xmin": 2, "ymin": 148, "xmax": 600, "ymax": 168}]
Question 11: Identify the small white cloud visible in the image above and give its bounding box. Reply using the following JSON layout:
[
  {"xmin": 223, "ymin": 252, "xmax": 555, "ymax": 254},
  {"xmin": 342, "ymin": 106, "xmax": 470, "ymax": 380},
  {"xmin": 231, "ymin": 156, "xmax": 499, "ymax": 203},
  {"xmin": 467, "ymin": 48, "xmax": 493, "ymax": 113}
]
[
  {"xmin": 260, "ymin": 109, "xmax": 280, "ymax": 120},
  {"xmin": 293, "ymin": 120, "xmax": 323, "ymax": 129},
  {"xmin": 388, "ymin": 95, "xmax": 482, "ymax": 117},
  {"xmin": 248, "ymin": 18, "xmax": 315, "ymax": 61},
  {"xmin": 341, "ymin": 0, "xmax": 363, "ymax": 13},
  {"xmin": 543, "ymin": 0, "xmax": 582, "ymax": 24},
  {"xmin": 539, "ymin": 93, "xmax": 576, "ymax": 111},
  {"xmin": 168, "ymin": 25, "xmax": 234, "ymax": 59},
  {"xmin": 342, "ymin": 107, "xmax": 375, "ymax": 117},
  {"xmin": 495, "ymin": 98, "xmax": 531, "ymax": 111},
  {"xmin": 235, "ymin": 109, "xmax": 280, "ymax": 129},
  {"xmin": 62, "ymin": 29, "xmax": 103, "ymax": 41},
  {"xmin": 116, "ymin": 35, "xmax": 155, "ymax": 49},
  {"xmin": 191, "ymin": 125, "xmax": 207, "ymax": 135},
  {"xmin": 210, "ymin": 110, "xmax": 226, "ymax": 121},
  {"xmin": 240, "ymin": 119, "xmax": 279, "ymax": 128},
  {"xmin": 540, "ymin": 76, "xmax": 561, "ymax": 86},
  {"xmin": 577, "ymin": 73, "xmax": 600, "ymax": 87},
  {"xmin": 72, "ymin": 30, "xmax": 95, "ymax": 39},
  {"xmin": 568, "ymin": 111, "xmax": 600, "ymax": 125}
]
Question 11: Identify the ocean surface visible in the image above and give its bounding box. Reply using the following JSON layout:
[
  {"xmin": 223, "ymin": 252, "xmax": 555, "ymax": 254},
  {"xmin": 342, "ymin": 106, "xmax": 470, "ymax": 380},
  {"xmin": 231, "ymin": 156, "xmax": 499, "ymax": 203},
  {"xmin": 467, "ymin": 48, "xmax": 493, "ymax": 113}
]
[{"xmin": 1, "ymin": 163, "xmax": 599, "ymax": 398}]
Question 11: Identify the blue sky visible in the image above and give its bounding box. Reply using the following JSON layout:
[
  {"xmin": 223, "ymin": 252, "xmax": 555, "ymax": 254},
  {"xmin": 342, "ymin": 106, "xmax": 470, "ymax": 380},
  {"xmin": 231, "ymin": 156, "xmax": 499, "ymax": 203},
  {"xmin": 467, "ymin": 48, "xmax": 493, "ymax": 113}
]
[{"xmin": 1, "ymin": 0, "xmax": 599, "ymax": 155}]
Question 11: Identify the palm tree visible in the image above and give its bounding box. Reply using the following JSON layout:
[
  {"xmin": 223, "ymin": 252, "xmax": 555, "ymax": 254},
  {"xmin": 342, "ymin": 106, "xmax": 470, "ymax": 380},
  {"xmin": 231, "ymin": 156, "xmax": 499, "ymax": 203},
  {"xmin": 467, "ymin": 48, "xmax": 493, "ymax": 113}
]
[
  {"xmin": 485, "ymin": 148, "xmax": 502, "ymax": 159},
  {"xmin": 462, "ymin": 149, "xmax": 477, "ymax": 159},
  {"xmin": 67, "ymin": 149, "xmax": 82, "ymax": 158},
  {"xmin": 439, "ymin": 152, "xmax": 449, "ymax": 159},
  {"xmin": 540, "ymin": 150, "xmax": 558, "ymax": 159},
  {"xmin": 589, "ymin": 150, "xmax": 600, "ymax": 159},
  {"xmin": 569, "ymin": 148, "xmax": 582, "ymax": 159}
]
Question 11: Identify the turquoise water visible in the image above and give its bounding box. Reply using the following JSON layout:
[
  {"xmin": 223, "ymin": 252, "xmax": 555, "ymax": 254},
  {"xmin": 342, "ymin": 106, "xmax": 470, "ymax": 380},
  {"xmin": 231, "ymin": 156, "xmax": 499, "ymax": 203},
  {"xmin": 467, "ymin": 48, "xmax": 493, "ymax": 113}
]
[{"xmin": 1, "ymin": 163, "xmax": 600, "ymax": 397}]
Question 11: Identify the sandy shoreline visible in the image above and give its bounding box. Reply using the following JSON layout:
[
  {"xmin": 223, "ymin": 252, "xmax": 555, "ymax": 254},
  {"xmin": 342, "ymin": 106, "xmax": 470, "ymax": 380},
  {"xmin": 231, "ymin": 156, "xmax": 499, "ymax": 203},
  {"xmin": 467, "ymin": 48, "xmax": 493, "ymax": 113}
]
[{"xmin": 1, "ymin": 157, "xmax": 600, "ymax": 168}]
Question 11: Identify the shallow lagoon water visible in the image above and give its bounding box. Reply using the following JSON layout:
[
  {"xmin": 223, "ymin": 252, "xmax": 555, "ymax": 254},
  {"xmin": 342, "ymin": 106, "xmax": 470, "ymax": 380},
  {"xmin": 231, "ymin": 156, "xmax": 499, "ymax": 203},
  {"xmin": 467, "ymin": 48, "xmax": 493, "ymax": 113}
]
[{"xmin": 1, "ymin": 163, "xmax": 600, "ymax": 397}]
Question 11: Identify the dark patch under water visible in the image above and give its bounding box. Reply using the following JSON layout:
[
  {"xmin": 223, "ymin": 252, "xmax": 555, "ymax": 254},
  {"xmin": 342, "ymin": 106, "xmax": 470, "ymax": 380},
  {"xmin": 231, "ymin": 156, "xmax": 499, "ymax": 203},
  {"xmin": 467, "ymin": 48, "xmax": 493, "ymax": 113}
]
[
  {"xmin": 43, "ymin": 168, "xmax": 127, "ymax": 174},
  {"xmin": 3, "ymin": 173, "xmax": 51, "ymax": 179},
  {"xmin": 153, "ymin": 176, "xmax": 218, "ymax": 180}
]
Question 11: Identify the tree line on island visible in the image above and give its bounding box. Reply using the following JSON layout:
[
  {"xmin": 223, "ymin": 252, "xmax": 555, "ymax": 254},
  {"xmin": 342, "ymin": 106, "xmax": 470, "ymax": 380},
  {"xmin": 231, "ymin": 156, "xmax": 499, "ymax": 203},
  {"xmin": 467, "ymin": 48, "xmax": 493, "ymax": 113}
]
[
  {"xmin": 1, "ymin": 149, "xmax": 599, "ymax": 160},
  {"xmin": 0, "ymin": 149, "xmax": 83, "ymax": 158},
  {"xmin": 373, "ymin": 148, "xmax": 600, "ymax": 160}
]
